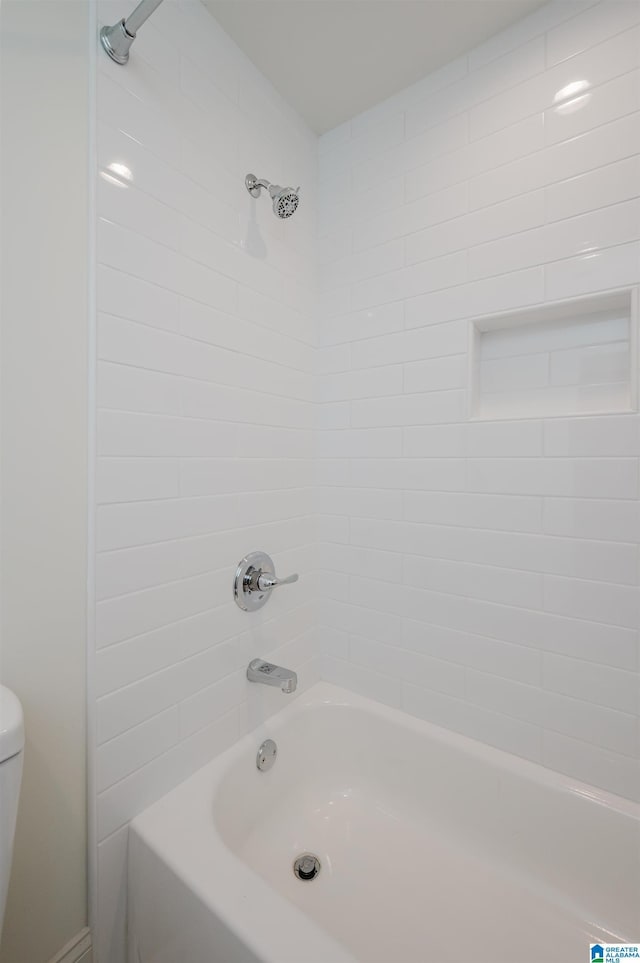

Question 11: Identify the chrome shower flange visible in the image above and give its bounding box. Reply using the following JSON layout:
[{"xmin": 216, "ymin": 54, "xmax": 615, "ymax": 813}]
[{"xmin": 245, "ymin": 173, "xmax": 262, "ymax": 198}]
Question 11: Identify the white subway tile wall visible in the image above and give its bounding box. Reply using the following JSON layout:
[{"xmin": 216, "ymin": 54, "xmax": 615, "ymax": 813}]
[
  {"xmin": 92, "ymin": 0, "xmax": 640, "ymax": 959},
  {"xmin": 94, "ymin": 1, "xmax": 317, "ymax": 958},
  {"xmin": 316, "ymin": 0, "xmax": 640, "ymax": 807}
]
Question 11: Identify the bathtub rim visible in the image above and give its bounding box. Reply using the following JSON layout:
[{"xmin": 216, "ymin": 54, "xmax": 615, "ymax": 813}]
[{"xmin": 129, "ymin": 681, "xmax": 639, "ymax": 963}]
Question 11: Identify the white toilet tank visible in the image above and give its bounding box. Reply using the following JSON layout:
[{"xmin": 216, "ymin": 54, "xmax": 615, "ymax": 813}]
[{"xmin": 0, "ymin": 686, "xmax": 24, "ymax": 939}]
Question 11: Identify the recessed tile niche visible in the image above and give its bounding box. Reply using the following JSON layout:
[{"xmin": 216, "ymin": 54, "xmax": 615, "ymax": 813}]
[{"xmin": 469, "ymin": 289, "xmax": 638, "ymax": 420}]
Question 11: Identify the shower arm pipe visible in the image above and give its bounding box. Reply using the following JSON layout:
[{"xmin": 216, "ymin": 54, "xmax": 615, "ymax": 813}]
[
  {"xmin": 245, "ymin": 175, "xmax": 273, "ymax": 197},
  {"xmin": 123, "ymin": 0, "xmax": 164, "ymax": 35},
  {"xmin": 100, "ymin": 0, "xmax": 165, "ymax": 65}
]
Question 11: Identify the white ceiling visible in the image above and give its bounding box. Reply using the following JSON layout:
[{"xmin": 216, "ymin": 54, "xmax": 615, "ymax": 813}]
[{"xmin": 203, "ymin": 0, "xmax": 547, "ymax": 133}]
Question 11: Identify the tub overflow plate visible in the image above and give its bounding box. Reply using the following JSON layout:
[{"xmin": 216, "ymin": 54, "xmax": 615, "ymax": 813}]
[
  {"xmin": 256, "ymin": 738, "xmax": 277, "ymax": 772},
  {"xmin": 293, "ymin": 853, "xmax": 321, "ymax": 881}
]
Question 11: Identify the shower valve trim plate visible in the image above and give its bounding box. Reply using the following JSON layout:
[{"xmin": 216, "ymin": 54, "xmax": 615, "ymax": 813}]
[{"xmin": 234, "ymin": 551, "xmax": 299, "ymax": 611}]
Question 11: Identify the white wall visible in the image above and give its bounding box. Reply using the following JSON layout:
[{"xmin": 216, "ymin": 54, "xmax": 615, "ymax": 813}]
[
  {"xmin": 316, "ymin": 0, "xmax": 640, "ymax": 803},
  {"xmin": 92, "ymin": 2, "xmax": 317, "ymax": 959},
  {"xmin": 0, "ymin": 2, "xmax": 89, "ymax": 961}
]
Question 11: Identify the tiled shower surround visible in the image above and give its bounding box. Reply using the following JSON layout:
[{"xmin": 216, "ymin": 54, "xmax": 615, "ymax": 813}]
[
  {"xmin": 92, "ymin": 0, "xmax": 640, "ymax": 958},
  {"xmin": 93, "ymin": 1, "xmax": 317, "ymax": 957},
  {"xmin": 316, "ymin": 0, "xmax": 640, "ymax": 806}
]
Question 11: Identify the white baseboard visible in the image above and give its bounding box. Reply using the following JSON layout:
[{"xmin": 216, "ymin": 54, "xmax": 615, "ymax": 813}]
[{"xmin": 48, "ymin": 928, "xmax": 92, "ymax": 963}]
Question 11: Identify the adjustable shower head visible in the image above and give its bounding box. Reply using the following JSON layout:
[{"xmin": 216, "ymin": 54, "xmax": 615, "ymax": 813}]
[
  {"xmin": 245, "ymin": 174, "xmax": 300, "ymax": 219},
  {"xmin": 269, "ymin": 184, "xmax": 300, "ymax": 219}
]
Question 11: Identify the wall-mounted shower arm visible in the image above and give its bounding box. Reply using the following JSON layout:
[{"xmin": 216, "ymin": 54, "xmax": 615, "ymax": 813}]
[
  {"xmin": 100, "ymin": 0, "xmax": 165, "ymax": 65},
  {"xmin": 246, "ymin": 177, "xmax": 272, "ymax": 196}
]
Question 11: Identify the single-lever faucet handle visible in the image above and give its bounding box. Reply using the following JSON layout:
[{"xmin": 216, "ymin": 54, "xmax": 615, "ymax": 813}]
[
  {"xmin": 234, "ymin": 551, "xmax": 300, "ymax": 612},
  {"xmin": 257, "ymin": 572, "xmax": 299, "ymax": 590}
]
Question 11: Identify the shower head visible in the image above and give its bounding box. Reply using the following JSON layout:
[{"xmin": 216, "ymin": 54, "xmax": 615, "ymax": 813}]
[
  {"xmin": 245, "ymin": 174, "xmax": 300, "ymax": 219},
  {"xmin": 269, "ymin": 184, "xmax": 300, "ymax": 219}
]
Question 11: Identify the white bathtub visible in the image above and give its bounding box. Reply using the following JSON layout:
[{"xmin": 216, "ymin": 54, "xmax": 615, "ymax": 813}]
[{"xmin": 128, "ymin": 683, "xmax": 639, "ymax": 963}]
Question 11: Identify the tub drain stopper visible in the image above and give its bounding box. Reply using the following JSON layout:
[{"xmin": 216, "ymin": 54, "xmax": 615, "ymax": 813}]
[{"xmin": 293, "ymin": 853, "xmax": 321, "ymax": 881}]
